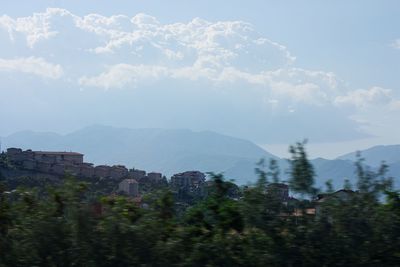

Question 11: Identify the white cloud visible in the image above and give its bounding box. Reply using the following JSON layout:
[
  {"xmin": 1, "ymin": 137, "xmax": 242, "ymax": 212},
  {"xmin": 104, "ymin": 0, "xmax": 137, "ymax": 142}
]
[
  {"xmin": 0, "ymin": 9, "xmax": 399, "ymax": 143},
  {"xmin": 0, "ymin": 9, "xmax": 396, "ymax": 109},
  {"xmin": 79, "ymin": 64, "xmax": 168, "ymax": 89},
  {"xmin": 79, "ymin": 63, "xmax": 341, "ymax": 106},
  {"xmin": 0, "ymin": 9, "xmax": 294, "ymax": 69},
  {"xmin": 0, "ymin": 8, "xmax": 73, "ymax": 48},
  {"xmin": 0, "ymin": 9, "xmax": 300, "ymax": 90},
  {"xmin": 392, "ymin": 39, "xmax": 400, "ymax": 49},
  {"xmin": 0, "ymin": 57, "xmax": 63, "ymax": 79},
  {"xmin": 334, "ymin": 86, "xmax": 396, "ymax": 109},
  {"xmin": 261, "ymin": 68, "xmax": 340, "ymax": 105}
]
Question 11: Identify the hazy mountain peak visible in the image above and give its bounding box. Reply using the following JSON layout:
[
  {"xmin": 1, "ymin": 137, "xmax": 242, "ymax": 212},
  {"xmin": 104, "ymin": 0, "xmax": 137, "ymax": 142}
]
[{"xmin": 337, "ymin": 144, "xmax": 400, "ymax": 166}]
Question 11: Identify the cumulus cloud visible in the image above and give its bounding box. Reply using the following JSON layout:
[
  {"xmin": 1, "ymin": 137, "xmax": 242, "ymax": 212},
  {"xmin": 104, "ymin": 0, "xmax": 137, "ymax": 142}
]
[
  {"xmin": 0, "ymin": 8, "xmax": 336, "ymax": 105},
  {"xmin": 79, "ymin": 63, "xmax": 342, "ymax": 106},
  {"xmin": 334, "ymin": 87, "xmax": 396, "ymax": 109},
  {"xmin": 0, "ymin": 8, "xmax": 72, "ymax": 48},
  {"xmin": 0, "ymin": 7, "xmax": 392, "ymax": 113},
  {"xmin": 0, "ymin": 9, "xmax": 396, "ymax": 109},
  {"xmin": 0, "ymin": 8, "xmax": 399, "ymax": 143},
  {"xmin": 78, "ymin": 14, "xmax": 295, "ymax": 70},
  {"xmin": 79, "ymin": 64, "xmax": 168, "ymax": 89},
  {"xmin": 0, "ymin": 8, "xmax": 294, "ymax": 68},
  {"xmin": 0, "ymin": 57, "xmax": 63, "ymax": 79}
]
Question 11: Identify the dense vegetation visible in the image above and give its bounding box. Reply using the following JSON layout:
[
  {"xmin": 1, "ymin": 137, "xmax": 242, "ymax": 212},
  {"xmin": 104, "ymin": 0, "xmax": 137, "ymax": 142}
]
[{"xmin": 0, "ymin": 143, "xmax": 399, "ymax": 266}]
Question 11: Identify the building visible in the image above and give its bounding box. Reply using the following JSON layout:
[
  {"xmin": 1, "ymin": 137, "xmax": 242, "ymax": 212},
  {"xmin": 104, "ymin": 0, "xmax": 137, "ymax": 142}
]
[
  {"xmin": 5, "ymin": 147, "xmax": 161, "ymax": 183},
  {"xmin": 315, "ymin": 189, "xmax": 357, "ymax": 216},
  {"xmin": 130, "ymin": 169, "xmax": 146, "ymax": 180},
  {"xmin": 94, "ymin": 165, "xmax": 111, "ymax": 177},
  {"xmin": 33, "ymin": 151, "xmax": 83, "ymax": 164},
  {"xmin": 7, "ymin": 148, "xmax": 83, "ymax": 165},
  {"xmin": 316, "ymin": 189, "xmax": 356, "ymax": 203},
  {"xmin": 170, "ymin": 171, "xmax": 206, "ymax": 190},
  {"xmin": 7, "ymin": 148, "xmax": 34, "ymax": 162},
  {"xmin": 147, "ymin": 172, "xmax": 162, "ymax": 182},
  {"xmin": 118, "ymin": 179, "xmax": 139, "ymax": 197},
  {"xmin": 109, "ymin": 165, "xmax": 129, "ymax": 180},
  {"xmin": 79, "ymin": 163, "xmax": 95, "ymax": 177}
]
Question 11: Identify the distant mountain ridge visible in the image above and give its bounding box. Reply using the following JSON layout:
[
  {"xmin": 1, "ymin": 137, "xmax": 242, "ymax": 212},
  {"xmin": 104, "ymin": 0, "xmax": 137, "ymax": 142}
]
[
  {"xmin": 337, "ymin": 144, "xmax": 400, "ymax": 166},
  {"xmin": 2, "ymin": 125, "xmax": 399, "ymax": 187},
  {"xmin": 2, "ymin": 125, "xmax": 277, "ymax": 184}
]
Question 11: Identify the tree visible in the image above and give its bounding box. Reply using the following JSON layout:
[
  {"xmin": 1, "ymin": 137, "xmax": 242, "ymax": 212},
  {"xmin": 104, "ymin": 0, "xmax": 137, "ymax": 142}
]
[
  {"xmin": 343, "ymin": 178, "xmax": 353, "ymax": 190},
  {"xmin": 0, "ymin": 183, "xmax": 12, "ymax": 266},
  {"xmin": 288, "ymin": 140, "xmax": 316, "ymax": 197},
  {"xmin": 325, "ymin": 179, "xmax": 334, "ymax": 193},
  {"xmin": 255, "ymin": 158, "xmax": 268, "ymax": 188},
  {"xmin": 355, "ymin": 152, "xmax": 393, "ymax": 199},
  {"xmin": 267, "ymin": 158, "xmax": 280, "ymax": 183}
]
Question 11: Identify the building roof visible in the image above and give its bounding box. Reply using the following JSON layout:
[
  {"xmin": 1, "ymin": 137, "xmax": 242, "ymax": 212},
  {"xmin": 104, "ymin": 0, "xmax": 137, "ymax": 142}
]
[
  {"xmin": 267, "ymin": 183, "xmax": 289, "ymax": 188},
  {"xmin": 148, "ymin": 172, "xmax": 162, "ymax": 175},
  {"xmin": 316, "ymin": 189, "xmax": 356, "ymax": 202},
  {"xmin": 33, "ymin": 151, "xmax": 83, "ymax": 156},
  {"xmin": 172, "ymin": 171, "xmax": 205, "ymax": 177},
  {"xmin": 334, "ymin": 189, "xmax": 356, "ymax": 194},
  {"xmin": 122, "ymin": 179, "xmax": 138, "ymax": 184}
]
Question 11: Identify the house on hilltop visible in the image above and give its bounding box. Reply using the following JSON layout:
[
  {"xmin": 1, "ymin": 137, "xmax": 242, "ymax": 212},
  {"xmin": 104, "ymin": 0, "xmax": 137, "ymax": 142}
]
[
  {"xmin": 171, "ymin": 171, "xmax": 206, "ymax": 190},
  {"xmin": 170, "ymin": 171, "xmax": 207, "ymax": 202},
  {"xmin": 118, "ymin": 179, "xmax": 139, "ymax": 197},
  {"xmin": 316, "ymin": 189, "xmax": 356, "ymax": 203},
  {"xmin": 315, "ymin": 189, "xmax": 357, "ymax": 216}
]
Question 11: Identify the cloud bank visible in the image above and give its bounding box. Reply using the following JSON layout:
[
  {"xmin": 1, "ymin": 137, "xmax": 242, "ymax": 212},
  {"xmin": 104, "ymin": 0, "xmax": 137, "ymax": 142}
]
[
  {"xmin": 0, "ymin": 8, "xmax": 398, "ymax": 143},
  {"xmin": 0, "ymin": 57, "xmax": 63, "ymax": 79}
]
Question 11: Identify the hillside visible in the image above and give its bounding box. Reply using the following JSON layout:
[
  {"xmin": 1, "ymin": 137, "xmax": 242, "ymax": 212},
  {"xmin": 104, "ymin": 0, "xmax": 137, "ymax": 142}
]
[
  {"xmin": 2, "ymin": 126, "xmax": 399, "ymax": 187},
  {"xmin": 2, "ymin": 125, "xmax": 278, "ymax": 184}
]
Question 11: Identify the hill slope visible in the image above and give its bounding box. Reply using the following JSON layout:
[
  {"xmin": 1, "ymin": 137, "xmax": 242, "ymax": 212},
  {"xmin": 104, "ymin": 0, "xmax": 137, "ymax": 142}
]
[
  {"xmin": 3, "ymin": 126, "xmax": 398, "ymax": 187},
  {"xmin": 2, "ymin": 125, "xmax": 278, "ymax": 184}
]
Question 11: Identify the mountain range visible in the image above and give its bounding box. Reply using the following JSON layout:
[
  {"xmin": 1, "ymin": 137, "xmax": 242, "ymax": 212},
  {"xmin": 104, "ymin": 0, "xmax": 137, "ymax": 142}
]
[
  {"xmin": 338, "ymin": 145, "xmax": 400, "ymax": 166},
  {"xmin": 2, "ymin": 125, "xmax": 399, "ymax": 188}
]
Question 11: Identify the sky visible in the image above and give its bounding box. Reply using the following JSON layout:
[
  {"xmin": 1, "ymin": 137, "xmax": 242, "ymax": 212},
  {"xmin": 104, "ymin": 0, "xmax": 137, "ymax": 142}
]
[{"xmin": 0, "ymin": 0, "xmax": 399, "ymax": 158}]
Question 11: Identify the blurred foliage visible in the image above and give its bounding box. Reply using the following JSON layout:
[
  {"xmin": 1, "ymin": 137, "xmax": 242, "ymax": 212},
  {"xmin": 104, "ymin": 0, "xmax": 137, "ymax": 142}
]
[
  {"xmin": 288, "ymin": 140, "xmax": 317, "ymax": 197},
  {"xmin": 0, "ymin": 145, "xmax": 399, "ymax": 266}
]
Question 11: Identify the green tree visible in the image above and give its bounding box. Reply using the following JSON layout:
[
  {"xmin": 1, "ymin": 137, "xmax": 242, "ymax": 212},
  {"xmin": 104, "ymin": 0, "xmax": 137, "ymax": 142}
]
[
  {"xmin": 325, "ymin": 179, "xmax": 335, "ymax": 193},
  {"xmin": 267, "ymin": 158, "xmax": 280, "ymax": 183},
  {"xmin": 288, "ymin": 140, "xmax": 316, "ymax": 197},
  {"xmin": 255, "ymin": 158, "xmax": 268, "ymax": 188},
  {"xmin": 355, "ymin": 152, "xmax": 393, "ymax": 199},
  {"xmin": 343, "ymin": 178, "xmax": 353, "ymax": 190}
]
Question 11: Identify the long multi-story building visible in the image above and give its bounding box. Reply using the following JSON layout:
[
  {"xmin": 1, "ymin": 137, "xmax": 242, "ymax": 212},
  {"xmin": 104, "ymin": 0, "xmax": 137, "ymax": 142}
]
[{"xmin": 7, "ymin": 148, "xmax": 83, "ymax": 165}]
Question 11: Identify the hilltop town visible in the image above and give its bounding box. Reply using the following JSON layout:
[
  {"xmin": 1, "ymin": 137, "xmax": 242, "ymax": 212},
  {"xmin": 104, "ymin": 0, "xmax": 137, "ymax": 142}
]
[
  {"xmin": 1, "ymin": 148, "xmax": 216, "ymax": 204},
  {"xmin": 0, "ymin": 147, "xmax": 359, "ymax": 211}
]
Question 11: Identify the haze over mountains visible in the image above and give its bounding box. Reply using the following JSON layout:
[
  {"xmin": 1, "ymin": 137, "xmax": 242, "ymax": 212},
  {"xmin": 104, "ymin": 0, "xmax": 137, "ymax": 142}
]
[
  {"xmin": 2, "ymin": 125, "xmax": 276, "ymax": 183},
  {"xmin": 338, "ymin": 145, "xmax": 400, "ymax": 166},
  {"xmin": 2, "ymin": 125, "xmax": 399, "ymax": 188}
]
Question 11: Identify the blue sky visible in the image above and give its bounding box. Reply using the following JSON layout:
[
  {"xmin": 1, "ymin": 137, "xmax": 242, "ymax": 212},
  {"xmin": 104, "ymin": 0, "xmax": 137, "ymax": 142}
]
[{"xmin": 0, "ymin": 0, "xmax": 399, "ymax": 158}]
